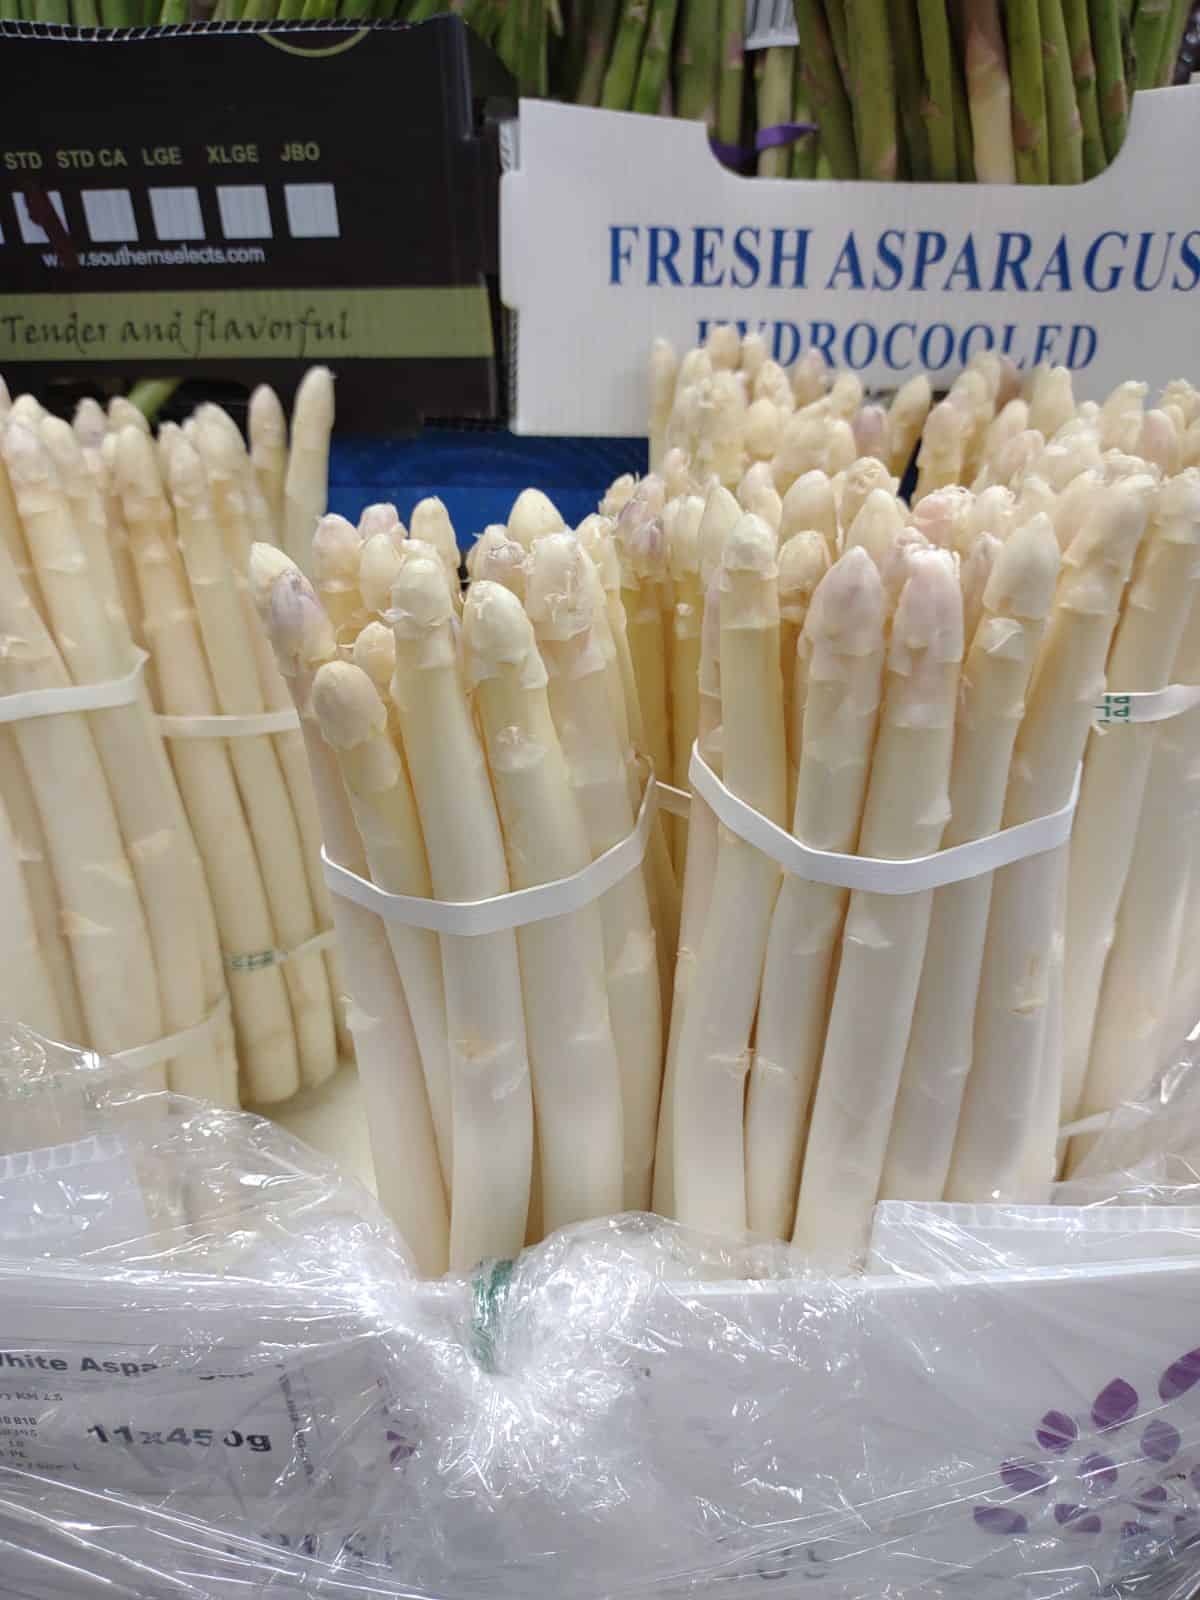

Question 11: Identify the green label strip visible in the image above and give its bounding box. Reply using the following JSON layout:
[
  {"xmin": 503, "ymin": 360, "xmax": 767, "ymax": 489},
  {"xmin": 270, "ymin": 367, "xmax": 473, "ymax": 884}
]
[{"xmin": 0, "ymin": 286, "xmax": 494, "ymax": 364}]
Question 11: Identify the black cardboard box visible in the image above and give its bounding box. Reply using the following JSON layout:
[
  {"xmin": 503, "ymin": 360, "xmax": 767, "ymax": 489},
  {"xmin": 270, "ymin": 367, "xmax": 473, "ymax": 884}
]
[{"xmin": 0, "ymin": 16, "xmax": 513, "ymax": 429}]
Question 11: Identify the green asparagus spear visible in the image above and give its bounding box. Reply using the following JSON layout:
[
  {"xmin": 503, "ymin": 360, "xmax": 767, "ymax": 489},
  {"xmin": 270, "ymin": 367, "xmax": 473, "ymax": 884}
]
[
  {"xmin": 127, "ymin": 379, "xmax": 181, "ymax": 421},
  {"xmin": 1041, "ymin": 0, "xmax": 1083, "ymax": 180},
  {"xmin": 675, "ymin": 0, "xmax": 718, "ymax": 124},
  {"xmin": 715, "ymin": 0, "xmax": 745, "ymax": 149},
  {"xmin": 158, "ymin": 0, "xmax": 188, "ymax": 23},
  {"xmin": 1061, "ymin": 0, "xmax": 1105, "ymax": 173},
  {"xmin": 1131, "ymin": 0, "xmax": 1169, "ymax": 85},
  {"xmin": 1005, "ymin": 0, "xmax": 1050, "ymax": 180},
  {"xmin": 1155, "ymin": 0, "xmax": 1188, "ymax": 80},
  {"xmin": 916, "ymin": 0, "xmax": 958, "ymax": 178},
  {"xmin": 755, "ymin": 45, "xmax": 794, "ymax": 174},
  {"xmin": 600, "ymin": 0, "xmax": 650, "ymax": 106},
  {"xmin": 241, "ymin": 0, "xmax": 278, "ymax": 16},
  {"xmin": 100, "ymin": 0, "xmax": 141, "ymax": 20},
  {"xmin": 950, "ymin": 38, "xmax": 977, "ymax": 177},
  {"xmin": 35, "ymin": 0, "xmax": 71, "ymax": 19},
  {"xmin": 576, "ymin": 0, "xmax": 620, "ymax": 101},
  {"xmin": 823, "ymin": 0, "xmax": 850, "ymax": 82},
  {"xmin": 73, "ymin": 0, "xmax": 102, "ymax": 20},
  {"xmin": 887, "ymin": 0, "xmax": 932, "ymax": 177},
  {"xmin": 964, "ymin": 0, "xmax": 1016, "ymax": 179},
  {"xmin": 519, "ymin": 0, "xmax": 548, "ymax": 95},
  {"xmin": 1089, "ymin": 0, "xmax": 1128, "ymax": 155},
  {"xmin": 633, "ymin": 0, "xmax": 681, "ymax": 111},
  {"xmin": 792, "ymin": 0, "xmax": 858, "ymax": 175},
  {"xmin": 790, "ymin": 71, "xmax": 819, "ymax": 175}
]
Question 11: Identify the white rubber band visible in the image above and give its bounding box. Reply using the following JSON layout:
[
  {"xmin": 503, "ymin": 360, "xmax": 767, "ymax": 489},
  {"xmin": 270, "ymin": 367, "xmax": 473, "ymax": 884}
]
[
  {"xmin": 689, "ymin": 745, "xmax": 1079, "ymax": 896},
  {"xmin": 110, "ymin": 993, "xmax": 232, "ymax": 1075},
  {"xmin": 322, "ymin": 776, "xmax": 658, "ymax": 936},
  {"xmin": 1095, "ymin": 684, "xmax": 1200, "ymax": 726},
  {"xmin": 157, "ymin": 707, "xmax": 301, "ymax": 739},
  {"xmin": 226, "ymin": 927, "xmax": 337, "ymax": 973},
  {"xmin": 656, "ymin": 781, "xmax": 692, "ymax": 818},
  {"xmin": 0, "ymin": 650, "xmax": 148, "ymax": 725},
  {"xmin": 1056, "ymin": 1104, "xmax": 1146, "ymax": 1144}
]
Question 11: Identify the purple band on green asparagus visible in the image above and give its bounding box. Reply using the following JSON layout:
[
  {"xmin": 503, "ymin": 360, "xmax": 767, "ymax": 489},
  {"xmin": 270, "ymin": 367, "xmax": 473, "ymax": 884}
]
[{"xmin": 710, "ymin": 122, "xmax": 817, "ymax": 169}]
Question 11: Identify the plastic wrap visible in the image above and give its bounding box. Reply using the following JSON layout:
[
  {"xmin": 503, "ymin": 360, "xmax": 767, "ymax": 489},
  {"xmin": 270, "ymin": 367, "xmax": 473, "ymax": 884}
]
[{"xmin": 1, "ymin": 1023, "xmax": 1199, "ymax": 1600}]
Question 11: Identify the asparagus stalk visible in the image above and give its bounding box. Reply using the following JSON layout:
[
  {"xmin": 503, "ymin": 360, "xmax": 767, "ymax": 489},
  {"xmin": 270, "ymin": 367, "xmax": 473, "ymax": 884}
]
[
  {"xmin": 1132, "ymin": 0, "xmax": 1170, "ymax": 85},
  {"xmin": 115, "ymin": 427, "xmax": 301, "ymax": 1102},
  {"xmin": 633, "ymin": 0, "xmax": 681, "ymax": 112},
  {"xmin": 527, "ymin": 535, "xmax": 663, "ymax": 1209},
  {"xmin": 1090, "ymin": 0, "xmax": 1129, "ymax": 158},
  {"xmin": 672, "ymin": 514, "xmax": 787, "ymax": 1232},
  {"xmin": 824, "ymin": 0, "xmax": 850, "ymax": 80},
  {"xmin": 600, "ymin": 0, "xmax": 652, "ymax": 108},
  {"xmin": 755, "ymin": 46, "xmax": 795, "ymax": 177},
  {"xmin": 792, "ymin": 0, "xmax": 858, "ymax": 176},
  {"xmin": 0, "ymin": 790, "xmax": 60, "ymax": 1039},
  {"xmin": 794, "ymin": 550, "xmax": 963, "ymax": 1269},
  {"xmin": 410, "ymin": 497, "xmax": 462, "ymax": 605},
  {"xmin": 1041, "ymin": 0, "xmax": 1085, "ymax": 182},
  {"xmin": 248, "ymin": 386, "xmax": 288, "ymax": 543},
  {"xmin": 1006, "ymin": 0, "xmax": 1050, "ymax": 181},
  {"xmin": 744, "ymin": 548, "xmax": 885, "ymax": 1238},
  {"xmin": 577, "ymin": 0, "xmax": 621, "ymax": 104},
  {"xmin": 674, "ymin": 0, "xmax": 719, "ymax": 125},
  {"xmin": 258, "ymin": 564, "xmax": 448, "ymax": 1276},
  {"xmin": 790, "ymin": 72, "xmax": 820, "ymax": 177},
  {"xmin": 1061, "ymin": 471, "xmax": 1200, "ymax": 1122},
  {"xmin": 282, "ymin": 367, "xmax": 334, "ymax": 579},
  {"xmin": 714, "ymin": 0, "xmax": 745, "ymax": 152},
  {"xmin": 918, "ymin": 0, "xmax": 961, "ymax": 178},
  {"xmin": 886, "ymin": 374, "xmax": 934, "ymax": 479},
  {"xmin": 845, "ymin": 0, "xmax": 898, "ymax": 179},
  {"xmin": 948, "ymin": 475, "xmax": 1154, "ymax": 1202},
  {"xmin": 965, "ymin": 0, "xmax": 1017, "ymax": 179},
  {"xmin": 778, "ymin": 530, "xmax": 831, "ymax": 791},
  {"xmin": 666, "ymin": 495, "xmax": 705, "ymax": 871},
  {"xmin": 1062, "ymin": 0, "xmax": 1106, "ymax": 175},
  {"xmin": 888, "ymin": 0, "xmax": 933, "ymax": 177},
  {"xmin": 390, "ymin": 553, "xmax": 533, "ymax": 1267},
  {"xmin": 880, "ymin": 517, "xmax": 1061, "ymax": 1201}
]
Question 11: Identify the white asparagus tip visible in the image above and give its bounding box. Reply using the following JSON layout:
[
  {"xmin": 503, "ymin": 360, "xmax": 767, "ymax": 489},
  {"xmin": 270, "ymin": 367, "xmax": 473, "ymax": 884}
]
[
  {"xmin": 358, "ymin": 502, "xmax": 403, "ymax": 541},
  {"xmin": 268, "ymin": 568, "xmax": 336, "ymax": 677},
  {"xmin": 507, "ymin": 486, "xmax": 567, "ymax": 549},
  {"xmin": 194, "ymin": 406, "xmax": 247, "ymax": 475},
  {"xmin": 2, "ymin": 419, "xmax": 57, "ymax": 490},
  {"xmin": 525, "ymin": 530, "xmax": 595, "ymax": 640},
  {"xmin": 698, "ymin": 482, "xmax": 742, "ymax": 582},
  {"xmin": 983, "ymin": 514, "xmax": 1061, "ymax": 620},
  {"xmin": 846, "ymin": 488, "xmax": 906, "ymax": 566},
  {"xmin": 969, "ymin": 484, "xmax": 1016, "ymax": 540},
  {"xmin": 359, "ymin": 530, "xmax": 405, "ymax": 615},
  {"xmin": 462, "ymin": 577, "xmax": 544, "ymax": 684},
  {"xmin": 411, "ymin": 495, "xmax": 458, "ymax": 550},
  {"xmin": 705, "ymin": 322, "xmax": 741, "ymax": 369},
  {"xmin": 0, "ymin": 375, "xmax": 10, "ymax": 414},
  {"xmin": 112, "ymin": 422, "xmax": 164, "ymax": 505},
  {"xmin": 311, "ymin": 659, "xmax": 387, "ymax": 751},
  {"xmin": 164, "ymin": 431, "xmax": 209, "ymax": 509},
  {"xmin": 195, "ymin": 401, "xmax": 244, "ymax": 446},
  {"xmin": 911, "ymin": 485, "xmax": 974, "ymax": 551},
  {"xmin": 576, "ymin": 514, "xmax": 622, "ymax": 593},
  {"xmin": 1158, "ymin": 467, "xmax": 1200, "ymax": 526},
  {"xmin": 249, "ymin": 384, "xmax": 287, "ymax": 445},
  {"xmin": 293, "ymin": 365, "xmax": 335, "ymax": 429},
  {"xmin": 666, "ymin": 495, "xmax": 705, "ymax": 579},
  {"xmin": 779, "ymin": 530, "xmax": 831, "ymax": 610},
  {"xmin": 389, "ymin": 549, "xmax": 454, "ymax": 634},
  {"xmin": 39, "ymin": 414, "xmax": 87, "ymax": 483},
  {"xmin": 311, "ymin": 513, "xmax": 363, "ymax": 586},
  {"xmin": 805, "ymin": 545, "xmax": 886, "ymax": 658},
  {"xmin": 352, "ymin": 619, "xmax": 397, "ymax": 693},
  {"xmin": 599, "ymin": 473, "xmax": 636, "ymax": 519},
  {"xmin": 72, "ymin": 396, "xmax": 108, "ymax": 448},
  {"xmin": 892, "ymin": 549, "xmax": 964, "ymax": 667},
  {"xmin": 9, "ymin": 393, "xmax": 46, "ymax": 431},
  {"xmin": 1064, "ymin": 474, "xmax": 1154, "ymax": 574},
  {"xmin": 107, "ymin": 394, "xmax": 149, "ymax": 434},
  {"xmin": 722, "ymin": 512, "xmax": 778, "ymax": 575},
  {"xmin": 249, "ymin": 541, "xmax": 301, "ymax": 619}
]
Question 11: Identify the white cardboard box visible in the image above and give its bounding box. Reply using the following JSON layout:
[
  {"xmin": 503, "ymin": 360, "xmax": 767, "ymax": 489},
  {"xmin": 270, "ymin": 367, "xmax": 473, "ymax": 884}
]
[{"xmin": 502, "ymin": 85, "xmax": 1200, "ymax": 436}]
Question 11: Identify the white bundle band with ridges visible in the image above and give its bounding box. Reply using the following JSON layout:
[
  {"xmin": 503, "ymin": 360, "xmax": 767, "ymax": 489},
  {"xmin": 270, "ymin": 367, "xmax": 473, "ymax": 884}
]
[
  {"xmin": 226, "ymin": 927, "xmax": 337, "ymax": 972},
  {"xmin": 158, "ymin": 707, "xmax": 301, "ymax": 738},
  {"xmin": 1094, "ymin": 683, "xmax": 1200, "ymax": 725},
  {"xmin": 323, "ymin": 773, "xmax": 658, "ymax": 937},
  {"xmin": 689, "ymin": 745, "xmax": 1080, "ymax": 896}
]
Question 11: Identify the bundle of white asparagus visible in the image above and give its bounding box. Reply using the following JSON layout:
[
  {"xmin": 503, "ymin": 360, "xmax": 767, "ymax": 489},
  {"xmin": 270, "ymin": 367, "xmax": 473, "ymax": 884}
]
[
  {"xmin": 250, "ymin": 484, "xmax": 682, "ymax": 1275},
  {"xmin": 0, "ymin": 371, "xmax": 345, "ymax": 1108},
  {"xmin": 630, "ymin": 327, "xmax": 1200, "ymax": 1266}
]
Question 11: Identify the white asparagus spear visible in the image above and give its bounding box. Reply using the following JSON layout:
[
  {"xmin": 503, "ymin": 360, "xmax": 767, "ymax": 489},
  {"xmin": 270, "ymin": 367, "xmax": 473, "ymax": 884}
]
[
  {"xmin": 780, "ymin": 470, "xmax": 838, "ymax": 555},
  {"xmin": 741, "ymin": 331, "xmax": 769, "ymax": 381},
  {"xmin": 948, "ymin": 368, "xmax": 995, "ymax": 484},
  {"xmin": 1062, "ymin": 471, "xmax": 1200, "ymax": 1122},
  {"xmin": 1027, "ymin": 365, "xmax": 1076, "ymax": 441},
  {"xmin": 359, "ymin": 530, "xmax": 407, "ymax": 616},
  {"xmin": 39, "ymin": 419, "xmax": 128, "ymax": 639},
  {"xmin": 649, "ymin": 338, "xmax": 678, "ymax": 471},
  {"xmin": 167, "ymin": 436, "xmax": 335, "ymax": 1097},
  {"xmin": 778, "ymin": 531, "xmax": 832, "ymax": 791},
  {"xmin": 508, "ymin": 487, "xmax": 567, "ymax": 548},
  {"xmin": 914, "ymin": 401, "xmax": 968, "ymax": 501},
  {"xmin": 791, "ymin": 351, "xmax": 829, "ymax": 406},
  {"xmin": 616, "ymin": 505, "xmax": 673, "ymax": 795},
  {"xmin": 886, "ymin": 373, "xmax": 933, "ymax": 479},
  {"xmin": 793, "ymin": 550, "xmax": 963, "ymax": 1269},
  {"xmin": 358, "ymin": 502, "xmax": 403, "ymax": 541},
  {"xmin": 844, "ymin": 488, "xmax": 907, "ymax": 569},
  {"xmin": 258, "ymin": 564, "xmax": 448, "ymax": 1274},
  {"xmin": 466, "ymin": 526, "xmax": 528, "ymax": 597},
  {"xmin": 880, "ymin": 517, "xmax": 1061, "ymax": 1202},
  {"xmin": 527, "ymin": 534, "xmax": 662, "ymax": 1208},
  {"xmin": 311, "ymin": 662, "xmax": 452, "ymax": 1191},
  {"xmin": 737, "ymin": 461, "xmax": 783, "ymax": 528},
  {"xmin": 1076, "ymin": 597, "xmax": 1200, "ymax": 1158},
  {"xmin": 948, "ymin": 476, "xmax": 1154, "ymax": 1202},
  {"xmin": 960, "ymin": 530, "xmax": 1003, "ymax": 645},
  {"xmin": 0, "ymin": 476, "xmax": 162, "ymax": 1061},
  {"xmin": 107, "ymin": 395, "xmax": 148, "ymax": 435},
  {"xmin": 666, "ymin": 494, "xmax": 705, "ymax": 870},
  {"xmin": 195, "ymin": 412, "xmax": 348, "ymax": 1072},
  {"xmin": 745, "ymin": 399, "xmax": 785, "ymax": 463},
  {"xmin": 672, "ymin": 513, "xmax": 787, "ymax": 1232},
  {"xmin": 837, "ymin": 458, "xmax": 899, "ymax": 536},
  {"xmin": 744, "ymin": 548, "xmax": 886, "ymax": 1240},
  {"xmin": 852, "ymin": 404, "xmax": 889, "ymax": 463},
  {"xmin": 311, "ymin": 514, "xmax": 365, "ymax": 639},
  {"xmin": 5, "ymin": 423, "xmax": 220, "ymax": 1099},
  {"xmin": 116, "ymin": 427, "xmax": 299, "ymax": 1100},
  {"xmin": 248, "ymin": 386, "xmax": 288, "ymax": 541},
  {"xmin": 72, "ymin": 396, "xmax": 108, "ymax": 449},
  {"xmin": 600, "ymin": 474, "xmax": 637, "ymax": 518},
  {"xmin": 410, "ymin": 497, "xmax": 462, "ymax": 605},
  {"xmin": 389, "ymin": 554, "xmax": 533, "ymax": 1266},
  {"xmin": 754, "ymin": 359, "xmax": 795, "ymax": 410},
  {"xmin": 465, "ymin": 580, "xmax": 625, "ymax": 1228},
  {"xmin": 705, "ymin": 322, "xmax": 741, "ymax": 370},
  {"xmin": 282, "ymin": 367, "xmax": 334, "ymax": 577},
  {"xmin": 0, "ymin": 787, "xmax": 60, "ymax": 1037},
  {"xmin": 974, "ymin": 400, "xmax": 1032, "ymax": 487}
]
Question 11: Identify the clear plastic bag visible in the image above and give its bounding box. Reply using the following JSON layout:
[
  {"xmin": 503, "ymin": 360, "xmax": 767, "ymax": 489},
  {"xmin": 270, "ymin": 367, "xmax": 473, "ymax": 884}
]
[{"xmin": 1, "ymin": 1022, "xmax": 1199, "ymax": 1600}]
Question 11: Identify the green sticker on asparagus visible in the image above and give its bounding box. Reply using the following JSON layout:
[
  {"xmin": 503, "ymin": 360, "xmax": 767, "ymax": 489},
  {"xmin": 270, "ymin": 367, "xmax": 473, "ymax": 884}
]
[{"xmin": 0, "ymin": 287, "xmax": 494, "ymax": 364}]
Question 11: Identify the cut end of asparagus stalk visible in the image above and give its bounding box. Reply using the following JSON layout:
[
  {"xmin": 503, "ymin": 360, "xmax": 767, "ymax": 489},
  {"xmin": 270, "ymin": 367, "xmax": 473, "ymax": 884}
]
[
  {"xmin": 508, "ymin": 487, "xmax": 568, "ymax": 549},
  {"xmin": 311, "ymin": 658, "xmax": 388, "ymax": 752}
]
